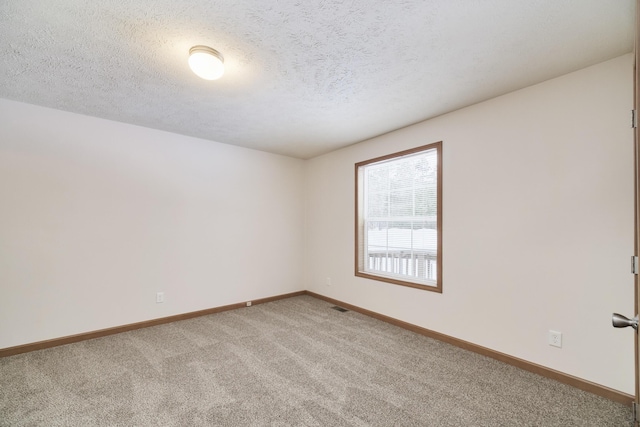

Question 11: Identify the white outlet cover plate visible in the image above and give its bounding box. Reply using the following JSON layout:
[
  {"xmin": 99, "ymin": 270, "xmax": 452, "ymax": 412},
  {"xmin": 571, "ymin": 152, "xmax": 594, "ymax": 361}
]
[{"xmin": 548, "ymin": 330, "xmax": 562, "ymax": 348}]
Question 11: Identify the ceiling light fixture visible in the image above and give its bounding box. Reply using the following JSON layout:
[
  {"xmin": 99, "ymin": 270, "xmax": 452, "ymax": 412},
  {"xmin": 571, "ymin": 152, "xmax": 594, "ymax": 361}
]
[{"xmin": 188, "ymin": 45, "xmax": 224, "ymax": 80}]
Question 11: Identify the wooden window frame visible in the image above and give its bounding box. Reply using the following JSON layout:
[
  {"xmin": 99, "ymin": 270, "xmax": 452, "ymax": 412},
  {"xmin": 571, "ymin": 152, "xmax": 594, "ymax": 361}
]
[{"xmin": 355, "ymin": 142, "xmax": 443, "ymax": 293}]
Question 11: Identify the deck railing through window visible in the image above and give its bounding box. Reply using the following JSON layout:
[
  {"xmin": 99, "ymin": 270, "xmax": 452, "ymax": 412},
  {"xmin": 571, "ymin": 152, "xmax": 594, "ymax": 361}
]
[{"xmin": 366, "ymin": 249, "xmax": 437, "ymax": 282}]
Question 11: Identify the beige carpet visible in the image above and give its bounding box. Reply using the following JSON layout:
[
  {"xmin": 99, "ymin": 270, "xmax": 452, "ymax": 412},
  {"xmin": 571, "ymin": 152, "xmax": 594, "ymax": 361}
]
[{"xmin": 0, "ymin": 295, "xmax": 632, "ymax": 426}]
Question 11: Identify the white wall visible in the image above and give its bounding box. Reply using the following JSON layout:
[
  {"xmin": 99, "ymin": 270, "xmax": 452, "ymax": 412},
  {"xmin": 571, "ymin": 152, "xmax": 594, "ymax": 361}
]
[
  {"xmin": 304, "ymin": 54, "xmax": 635, "ymax": 394},
  {"xmin": 0, "ymin": 99, "xmax": 305, "ymax": 349}
]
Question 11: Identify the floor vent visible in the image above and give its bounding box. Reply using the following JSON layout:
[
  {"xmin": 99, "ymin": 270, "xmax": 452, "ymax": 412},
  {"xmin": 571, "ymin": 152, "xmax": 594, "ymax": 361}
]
[{"xmin": 331, "ymin": 306, "xmax": 348, "ymax": 312}]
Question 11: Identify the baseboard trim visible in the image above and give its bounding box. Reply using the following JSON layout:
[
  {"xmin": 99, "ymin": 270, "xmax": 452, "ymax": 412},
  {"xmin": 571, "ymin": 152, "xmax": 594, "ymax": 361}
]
[
  {"xmin": 2, "ymin": 289, "xmax": 633, "ymax": 406},
  {"xmin": 305, "ymin": 291, "xmax": 634, "ymax": 407},
  {"xmin": 0, "ymin": 291, "xmax": 306, "ymax": 358}
]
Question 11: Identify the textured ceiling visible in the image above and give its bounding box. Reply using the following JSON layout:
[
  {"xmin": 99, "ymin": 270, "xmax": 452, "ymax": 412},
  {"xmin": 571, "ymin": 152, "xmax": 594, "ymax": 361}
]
[{"xmin": 0, "ymin": 1, "xmax": 635, "ymax": 159}]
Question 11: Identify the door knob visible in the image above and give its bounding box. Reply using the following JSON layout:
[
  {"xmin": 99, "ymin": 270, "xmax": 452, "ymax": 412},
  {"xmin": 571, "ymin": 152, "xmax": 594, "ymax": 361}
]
[{"xmin": 612, "ymin": 313, "xmax": 639, "ymax": 330}]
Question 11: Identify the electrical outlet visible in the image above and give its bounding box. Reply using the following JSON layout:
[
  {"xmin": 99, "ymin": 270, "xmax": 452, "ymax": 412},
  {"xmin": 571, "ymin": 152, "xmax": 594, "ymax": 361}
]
[
  {"xmin": 246, "ymin": 301, "xmax": 252, "ymax": 307},
  {"xmin": 156, "ymin": 292, "xmax": 164, "ymax": 304},
  {"xmin": 548, "ymin": 330, "xmax": 562, "ymax": 348},
  {"xmin": 326, "ymin": 277, "xmax": 332, "ymax": 286}
]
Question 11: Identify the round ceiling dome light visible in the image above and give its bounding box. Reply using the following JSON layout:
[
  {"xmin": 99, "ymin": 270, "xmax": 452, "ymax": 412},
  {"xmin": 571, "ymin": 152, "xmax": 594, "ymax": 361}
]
[{"xmin": 188, "ymin": 45, "xmax": 224, "ymax": 80}]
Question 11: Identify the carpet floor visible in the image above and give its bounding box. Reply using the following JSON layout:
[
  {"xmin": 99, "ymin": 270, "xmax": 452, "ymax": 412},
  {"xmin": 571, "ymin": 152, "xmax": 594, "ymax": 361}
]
[{"xmin": 0, "ymin": 295, "xmax": 632, "ymax": 426}]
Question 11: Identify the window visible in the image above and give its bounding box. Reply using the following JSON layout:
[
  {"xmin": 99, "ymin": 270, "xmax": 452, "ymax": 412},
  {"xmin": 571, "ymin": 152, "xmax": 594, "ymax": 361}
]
[{"xmin": 355, "ymin": 142, "xmax": 442, "ymax": 292}]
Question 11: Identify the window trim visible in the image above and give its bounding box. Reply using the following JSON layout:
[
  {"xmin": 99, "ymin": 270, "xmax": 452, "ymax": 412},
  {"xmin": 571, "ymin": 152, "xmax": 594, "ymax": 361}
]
[{"xmin": 354, "ymin": 141, "xmax": 443, "ymax": 293}]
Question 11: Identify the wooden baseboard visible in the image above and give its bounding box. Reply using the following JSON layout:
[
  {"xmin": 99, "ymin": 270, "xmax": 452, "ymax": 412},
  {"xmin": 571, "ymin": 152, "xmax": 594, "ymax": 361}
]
[
  {"xmin": 0, "ymin": 291, "xmax": 306, "ymax": 358},
  {"xmin": 305, "ymin": 291, "xmax": 634, "ymax": 407},
  {"xmin": 1, "ymin": 289, "xmax": 633, "ymax": 406}
]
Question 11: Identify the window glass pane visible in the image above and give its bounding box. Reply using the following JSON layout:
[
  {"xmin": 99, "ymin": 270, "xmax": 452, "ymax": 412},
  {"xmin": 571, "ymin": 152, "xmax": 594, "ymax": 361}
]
[
  {"xmin": 367, "ymin": 192, "xmax": 389, "ymax": 218},
  {"xmin": 366, "ymin": 220, "xmax": 388, "ymax": 252},
  {"xmin": 414, "ymin": 187, "xmax": 428, "ymax": 216},
  {"xmin": 389, "ymin": 160, "xmax": 413, "ymax": 190},
  {"xmin": 388, "ymin": 221, "xmax": 412, "ymax": 251},
  {"xmin": 366, "ymin": 164, "xmax": 389, "ymax": 192},
  {"xmin": 390, "ymin": 189, "xmax": 413, "ymax": 217}
]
